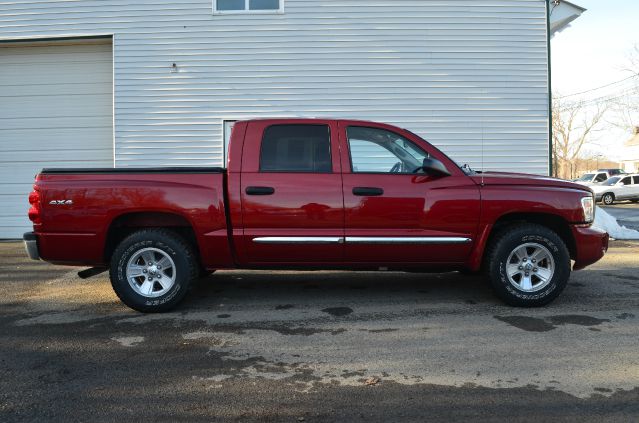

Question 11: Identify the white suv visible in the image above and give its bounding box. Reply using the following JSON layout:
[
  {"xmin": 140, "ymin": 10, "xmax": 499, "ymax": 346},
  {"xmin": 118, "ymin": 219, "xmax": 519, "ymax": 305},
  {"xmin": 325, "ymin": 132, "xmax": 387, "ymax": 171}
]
[{"xmin": 592, "ymin": 174, "xmax": 639, "ymax": 205}]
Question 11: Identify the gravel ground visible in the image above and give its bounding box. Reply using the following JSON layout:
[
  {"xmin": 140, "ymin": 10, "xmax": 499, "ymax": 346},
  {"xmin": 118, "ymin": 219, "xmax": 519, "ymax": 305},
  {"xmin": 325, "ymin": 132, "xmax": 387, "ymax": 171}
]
[{"xmin": 1, "ymin": 240, "xmax": 638, "ymax": 422}]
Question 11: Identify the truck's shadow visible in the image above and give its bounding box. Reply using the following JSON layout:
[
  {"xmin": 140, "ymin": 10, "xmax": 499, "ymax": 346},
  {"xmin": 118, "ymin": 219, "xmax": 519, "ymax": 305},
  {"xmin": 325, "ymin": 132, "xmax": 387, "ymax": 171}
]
[
  {"xmin": 185, "ymin": 270, "xmax": 497, "ymax": 309},
  {"xmin": 178, "ymin": 266, "xmax": 636, "ymax": 313}
]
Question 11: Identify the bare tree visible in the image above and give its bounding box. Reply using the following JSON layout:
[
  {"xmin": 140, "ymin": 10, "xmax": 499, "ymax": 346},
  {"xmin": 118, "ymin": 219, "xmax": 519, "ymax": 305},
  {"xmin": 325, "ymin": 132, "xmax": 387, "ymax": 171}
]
[
  {"xmin": 625, "ymin": 43, "xmax": 639, "ymax": 75},
  {"xmin": 608, "ymin": 43, "xmax": 639, "ymax": 131},
  {"xmin": 552, "ymin": 96, "xmax": 607, "ymax": 179}
]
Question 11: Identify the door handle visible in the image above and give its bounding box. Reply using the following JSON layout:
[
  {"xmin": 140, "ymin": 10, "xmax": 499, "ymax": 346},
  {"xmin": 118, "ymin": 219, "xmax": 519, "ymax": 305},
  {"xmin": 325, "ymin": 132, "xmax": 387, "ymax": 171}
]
[
  {"xmin": 352, "ymin": 187, "xmax": 384, "ymax": 196},
  {"xmin": 245, "ymin": 186, "xmax": 275, "ymax": 195}
]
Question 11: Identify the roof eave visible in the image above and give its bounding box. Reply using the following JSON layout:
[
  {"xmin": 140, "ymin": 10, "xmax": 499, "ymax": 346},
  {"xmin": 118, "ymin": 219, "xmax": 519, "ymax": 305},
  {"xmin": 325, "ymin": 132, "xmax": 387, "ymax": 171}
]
[{"xmin": 549, "ymin": 1, "xmax": 586, "ymax": 37}]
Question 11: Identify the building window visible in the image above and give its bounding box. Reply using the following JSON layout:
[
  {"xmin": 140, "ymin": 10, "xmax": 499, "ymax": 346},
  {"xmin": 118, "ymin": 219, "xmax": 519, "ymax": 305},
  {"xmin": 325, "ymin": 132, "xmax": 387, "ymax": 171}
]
[
  {"xmin": 214, "ymin": 0, "xmax": 282, "ymax": 14},
  {"xmin": 259, "ymin": 125, "xmax": 332, "ymax": 173}
]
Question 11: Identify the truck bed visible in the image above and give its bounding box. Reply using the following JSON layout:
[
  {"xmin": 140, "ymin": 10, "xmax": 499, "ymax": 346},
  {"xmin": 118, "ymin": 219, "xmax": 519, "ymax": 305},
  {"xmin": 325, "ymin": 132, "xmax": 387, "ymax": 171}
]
[{"xmin": 32, "ymin": 167, "xmax": 233, "ymax": 268}]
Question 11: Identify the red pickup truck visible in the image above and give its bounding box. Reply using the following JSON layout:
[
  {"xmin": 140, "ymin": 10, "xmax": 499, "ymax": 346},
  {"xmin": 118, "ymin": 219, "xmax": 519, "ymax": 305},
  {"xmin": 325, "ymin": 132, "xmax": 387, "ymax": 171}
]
[{"xmin": 24, "ymin": 118, "xmax": 608, "ymax": 312}]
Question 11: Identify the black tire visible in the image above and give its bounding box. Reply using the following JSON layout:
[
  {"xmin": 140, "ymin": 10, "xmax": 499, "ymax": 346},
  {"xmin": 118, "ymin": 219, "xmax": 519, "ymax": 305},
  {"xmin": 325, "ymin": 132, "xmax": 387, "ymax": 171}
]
[
  {"xmin": 110, "ymin": 228, "xmax": 198, "ymax": 312},
  {"xmin": 485, "ymin": 224, "xmax": 571, "ymax": 307},
  {"xmin": 602, "ymin": 193, "xmax": 615, "ymax": 205}
]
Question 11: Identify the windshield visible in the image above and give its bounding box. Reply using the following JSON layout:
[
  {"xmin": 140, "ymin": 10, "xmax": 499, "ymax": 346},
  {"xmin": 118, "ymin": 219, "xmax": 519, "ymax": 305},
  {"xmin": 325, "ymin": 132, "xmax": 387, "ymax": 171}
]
[
  {"xmin": 402, "ymin": 128, "xmax": 472, "ymax": 174},
  {"xmin": 577, "ymin": 173, "xmax": 594, "ymax": 181},
  {"xmin": 602, "ymin": 177, "xmax": 621, "ymax": 186}
]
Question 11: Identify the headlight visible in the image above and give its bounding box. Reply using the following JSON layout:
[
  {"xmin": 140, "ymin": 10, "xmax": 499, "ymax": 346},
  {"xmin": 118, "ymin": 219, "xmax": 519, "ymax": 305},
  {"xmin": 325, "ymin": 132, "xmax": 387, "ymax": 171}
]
[{"xmin": 581, "ymin": 196, "xmax": 595, "ymax": 223}]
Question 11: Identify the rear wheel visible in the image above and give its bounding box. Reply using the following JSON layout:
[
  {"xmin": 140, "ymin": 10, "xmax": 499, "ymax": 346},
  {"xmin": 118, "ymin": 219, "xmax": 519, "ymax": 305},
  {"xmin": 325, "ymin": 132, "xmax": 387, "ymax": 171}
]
[
  {"xmin": 485, "ymin": 224, "xmax": 570, "ymax": 307},
  {"xmin": 110, "ymin": 229, "xmax": 197, "ymax": 312},
  {"xmin": 602, "ymin": 193, "xmax": 615, "ymax": 205}
]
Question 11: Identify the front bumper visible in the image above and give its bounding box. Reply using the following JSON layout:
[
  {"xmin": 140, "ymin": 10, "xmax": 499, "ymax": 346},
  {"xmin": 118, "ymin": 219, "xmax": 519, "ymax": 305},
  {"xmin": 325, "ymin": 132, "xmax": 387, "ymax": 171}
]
[
  {"xmin": 571, "ymin": 225, "xmax": 609, "ymax": 270},
  {"xmin": 23, "ymin": 232, "xmax": 40, "ymax": 260}
]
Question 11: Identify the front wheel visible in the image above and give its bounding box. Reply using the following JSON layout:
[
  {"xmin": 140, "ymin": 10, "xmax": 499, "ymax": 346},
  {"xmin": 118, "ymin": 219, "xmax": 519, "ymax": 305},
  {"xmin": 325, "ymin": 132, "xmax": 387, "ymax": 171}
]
[
  {"xmin": 110, "ymin": 229, "xmax": 198, "ymax": 312},
  {"xmin": 602, "ymin": 193, "xmax": 615, "ymax": 205},
  {"xmin": 485, "ymin": 224, "xmax": 571, "ymax": 307}
]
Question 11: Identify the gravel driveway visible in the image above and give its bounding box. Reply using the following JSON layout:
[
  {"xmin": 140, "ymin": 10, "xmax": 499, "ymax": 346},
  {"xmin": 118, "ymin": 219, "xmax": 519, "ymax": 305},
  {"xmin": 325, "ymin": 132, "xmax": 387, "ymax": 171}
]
[{"xmin": 1, "ymin": 240, "xmax": 638, "ymax": 422}]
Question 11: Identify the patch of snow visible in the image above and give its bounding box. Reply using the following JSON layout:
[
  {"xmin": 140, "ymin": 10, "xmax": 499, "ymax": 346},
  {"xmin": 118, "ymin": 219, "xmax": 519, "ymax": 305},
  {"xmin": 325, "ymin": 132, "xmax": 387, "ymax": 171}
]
[
  {"xmin": 111, "ymin": 336, "xmax": 145, "ymax": 347},
  {"xmin": 593, "ymin": 207, "xmax": 639, "ymax": 240},
  {"xmin": 183, "ymin": 331, "xmax": 218, "ymax": 340}
]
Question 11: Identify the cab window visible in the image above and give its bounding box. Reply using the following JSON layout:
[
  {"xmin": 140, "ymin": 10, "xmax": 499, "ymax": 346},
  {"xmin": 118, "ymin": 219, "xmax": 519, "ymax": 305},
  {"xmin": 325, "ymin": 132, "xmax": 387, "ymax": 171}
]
[
  {"xmin": 259, "ymin": 124, "xmax": 331, "ymax": 173},
  {"xmin": 347, "ymin": 126, "xmax": 429, "ymax": 174},
  {"xmin": 621, "ymin": 176, "xmax": 632, "ymax": 185},
  {"xmin": 594, "ymin": 173, "xmax": 608, "ymax": 182}
]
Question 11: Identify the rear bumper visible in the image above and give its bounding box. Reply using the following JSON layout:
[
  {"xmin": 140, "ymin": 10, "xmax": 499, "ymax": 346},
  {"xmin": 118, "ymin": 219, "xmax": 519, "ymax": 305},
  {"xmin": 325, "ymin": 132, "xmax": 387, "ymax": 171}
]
[
  {"xmin": 23, "ymin": 232, "xmax": 40, "ymax": 260},
  {"xmin": 571, "ymin": 225, "xmax": 609, "ymax": 270}
]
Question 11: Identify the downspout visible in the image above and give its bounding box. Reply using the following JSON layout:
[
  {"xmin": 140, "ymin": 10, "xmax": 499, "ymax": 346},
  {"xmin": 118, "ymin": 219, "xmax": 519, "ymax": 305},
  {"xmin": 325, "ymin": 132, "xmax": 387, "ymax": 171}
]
[{"xmin": 546, "ymin": 0, "xmax": 553, "ymax": 177}]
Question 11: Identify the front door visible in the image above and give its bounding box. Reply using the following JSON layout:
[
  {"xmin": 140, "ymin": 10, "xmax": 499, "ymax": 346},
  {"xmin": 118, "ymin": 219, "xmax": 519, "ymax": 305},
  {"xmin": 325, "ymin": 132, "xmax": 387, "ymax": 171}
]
[
  {"xmin": 338, "ymin": 122, "xmax": 480, "ymax": 265},
  {"xmin": 240, "ymin": 120, "xmax": 344, "ymax": 265}
]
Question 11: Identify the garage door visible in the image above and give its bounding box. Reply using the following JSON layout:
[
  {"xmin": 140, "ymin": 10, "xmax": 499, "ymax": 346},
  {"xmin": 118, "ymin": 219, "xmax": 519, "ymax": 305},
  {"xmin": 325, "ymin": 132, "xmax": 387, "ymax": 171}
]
[{"xmin": 0, "ymin": 40, "xmax": 113, "ymax": 239}]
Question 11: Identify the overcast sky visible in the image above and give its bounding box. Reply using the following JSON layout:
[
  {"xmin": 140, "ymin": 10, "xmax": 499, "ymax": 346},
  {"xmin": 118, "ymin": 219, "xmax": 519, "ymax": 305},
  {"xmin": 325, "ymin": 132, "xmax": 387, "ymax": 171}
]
[{"xmin": 551, "ymin": 0, "xmax": 639, "ymax": 159}]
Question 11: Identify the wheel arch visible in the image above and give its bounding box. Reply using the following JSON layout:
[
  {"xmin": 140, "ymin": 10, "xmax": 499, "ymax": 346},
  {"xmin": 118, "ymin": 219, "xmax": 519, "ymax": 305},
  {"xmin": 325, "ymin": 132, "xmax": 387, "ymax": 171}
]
[
  {"xmin": 480, "ymin": 212, "xmax": 576, "ymax": 268},
  {"xmin": 103, "ymin": 211, "xmax": 200, "ymax": 263}
]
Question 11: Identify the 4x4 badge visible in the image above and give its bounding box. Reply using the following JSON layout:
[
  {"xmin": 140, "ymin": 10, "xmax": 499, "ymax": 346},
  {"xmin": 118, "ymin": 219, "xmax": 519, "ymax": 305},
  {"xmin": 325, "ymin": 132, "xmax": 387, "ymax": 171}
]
[{"xmin": 49, "ymin": 200, "xmax": 73, "ymax": 205}]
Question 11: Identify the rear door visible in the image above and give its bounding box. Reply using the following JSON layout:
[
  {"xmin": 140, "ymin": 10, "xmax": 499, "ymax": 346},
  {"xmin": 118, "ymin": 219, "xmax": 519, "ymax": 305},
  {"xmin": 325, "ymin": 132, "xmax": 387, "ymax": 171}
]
[{"xmin": 239, "ymin": 120, "xmax": 344, "ymax": 264}]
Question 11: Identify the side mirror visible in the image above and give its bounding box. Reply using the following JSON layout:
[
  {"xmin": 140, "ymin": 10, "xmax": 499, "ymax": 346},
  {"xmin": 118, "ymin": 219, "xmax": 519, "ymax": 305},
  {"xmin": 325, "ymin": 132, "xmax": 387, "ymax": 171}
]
[{"xmin": 421, "ymin": 157, "xmax": 451, "ymax": 177}]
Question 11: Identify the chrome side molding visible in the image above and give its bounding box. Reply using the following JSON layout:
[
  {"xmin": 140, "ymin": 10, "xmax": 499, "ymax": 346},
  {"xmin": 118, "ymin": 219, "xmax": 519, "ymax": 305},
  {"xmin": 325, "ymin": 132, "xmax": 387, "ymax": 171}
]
[
  {"xmin": 252, "ymin": 236, "xmax": 471, "ymax": 244},
  {"xmin": 345, "ymin": 237, "xmax": 472, "ymax": 244},
  {"xmin": 252, "ymin": 237, "xmax": 344, "ymax": 244}
]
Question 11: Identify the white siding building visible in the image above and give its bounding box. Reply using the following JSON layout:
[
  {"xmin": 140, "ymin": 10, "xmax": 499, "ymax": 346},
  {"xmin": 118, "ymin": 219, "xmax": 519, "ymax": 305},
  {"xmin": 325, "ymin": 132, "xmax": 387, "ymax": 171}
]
[{"xmin": 0, "ymin": 0, "xmax": 576, "ymax": 238}]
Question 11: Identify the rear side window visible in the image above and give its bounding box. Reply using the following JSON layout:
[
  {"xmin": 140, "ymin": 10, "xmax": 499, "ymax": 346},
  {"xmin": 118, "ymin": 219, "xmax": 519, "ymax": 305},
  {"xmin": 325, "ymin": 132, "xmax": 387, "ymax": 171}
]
[
  {"xmin": 634, "ymin": 176, "xmax": 639, "ymax": 184},
  {"xmin": 259, "ymin": 125, "xmax": 331, "ymax": 172}
]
